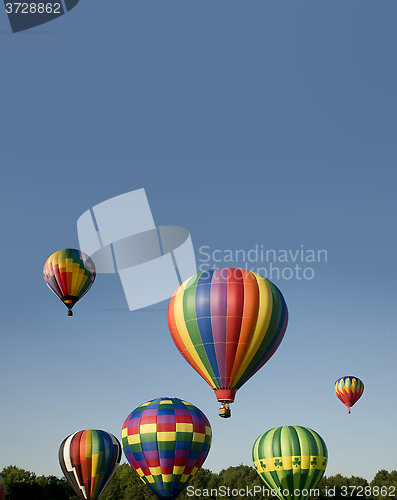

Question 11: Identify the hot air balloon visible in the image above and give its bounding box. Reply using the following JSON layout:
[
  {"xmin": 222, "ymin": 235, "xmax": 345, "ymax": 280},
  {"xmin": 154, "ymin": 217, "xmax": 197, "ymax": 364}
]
[
  {"xmin": 121, "ymin": 397, "xmax": 212, "ymax": 499},
  {"xmin": 335, "ymin": 376, "xmax": 364, "ymax": 414},
  {"xmin": 59, "ymin": 429, "xmax": 121, "ymax": 500},
  {"xmin": 43, "ymin": 248, "xmax": 96, "ymax": 316},
  {"xmin": 253, "ymin": 426, "xmax": 328, "ymax": 500},
  {"xmin": 0, "ymin": 474, "xmax": 5, "ymax": 500},
  {"xmin": 167, "ymin": 268, "xmax": 288, "ymax": 418}
]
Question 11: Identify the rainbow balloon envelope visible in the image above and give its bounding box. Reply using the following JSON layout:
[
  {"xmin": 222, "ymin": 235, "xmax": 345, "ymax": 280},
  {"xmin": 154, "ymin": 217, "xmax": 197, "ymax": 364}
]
[
  {"xmin": 59, "ymin": 429, "xmax": 121, "ymax": 500},
  {"xmin": 335, "ymin": 376, "xmax": 364, "ymax": 413},
  {"xmin": 43, "ymin": 248, "xmax": 96, "ymax": 316},
  {"xmin": 167, "ymin": 268, "xmax": 288, "ymax": 415},
  {"xmin": 121, "ymin": 397, "xmax": 212, "ymax": 499}
]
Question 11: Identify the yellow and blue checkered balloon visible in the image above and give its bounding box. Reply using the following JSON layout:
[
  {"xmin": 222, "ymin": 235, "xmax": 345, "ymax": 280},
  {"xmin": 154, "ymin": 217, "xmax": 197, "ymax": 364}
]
[{"xmin": 121, "ymin": 397, "xmax": 212, "ymax": 499}]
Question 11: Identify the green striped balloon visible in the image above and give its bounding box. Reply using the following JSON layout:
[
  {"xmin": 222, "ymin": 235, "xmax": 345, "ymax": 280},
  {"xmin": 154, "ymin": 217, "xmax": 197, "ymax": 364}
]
[{"xmin": 252, "ymin": 426, "xmax": 328, "ymax": 500}]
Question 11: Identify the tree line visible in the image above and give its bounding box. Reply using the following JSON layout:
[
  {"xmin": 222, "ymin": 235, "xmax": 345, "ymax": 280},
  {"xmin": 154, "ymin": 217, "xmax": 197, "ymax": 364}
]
[{"xmin": 1, "ymin": 464, "xmax": 396, "ymax": 500}]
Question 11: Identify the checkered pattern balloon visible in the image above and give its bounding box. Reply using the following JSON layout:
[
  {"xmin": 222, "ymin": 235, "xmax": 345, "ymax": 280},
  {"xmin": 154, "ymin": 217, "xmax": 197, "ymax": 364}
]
[{"xmin": 121, "ymin": 397, "xmax": 212, "ymax": 499}]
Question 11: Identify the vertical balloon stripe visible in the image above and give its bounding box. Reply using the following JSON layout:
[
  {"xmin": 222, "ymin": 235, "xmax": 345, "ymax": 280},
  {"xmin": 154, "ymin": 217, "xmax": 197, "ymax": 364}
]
[
  {"xmin": 228, "ymin": 272, "xmax": 260, "ymax": 382},
  {"xmin": 234, "ymin": 281, "xmax": 287, "ymax": 390},
  {"xmin": 210, "ymin": 270, "xmax": 229, "ymax": 386},
  {"xmin": 84, "ymin": 430, "xmax": 92, "ymax": 497},
  {"xmin": 302, "ymin": 428, "xmax": 327, "ymax": 498},
  {"xmin": 96, "ymin": 432, "xmax": 107, "ymax": 496},
  {"xmin": 236, "ymin": 292, "xmax": 288, "ymax": 389},
  {"xmin": 99, "ymin": 433, "xmax": 121, "ymax": 496},
  {"xmin": 182, "ymin": 276, "xmax": 220, "ymax": 383},
  {"xmin": 72, "ymin": 431, "xmax": 86, "ymax": 495},
  {"xmin": 91, "ymin": 430, "xmax": 104, "ymax": 498},
  {"xmin": 59, "ymin": 434, "xmax": 81, "ymax": 498},
  {"xmin": 195, "ymin": 275, "xmax": 221, "ymax": 383},
  {"xmin": 225, "ymin": 271, "xmax": 245, "ymax": 386},
  {"xmin": 57, "ymin": 270, "xmax": 67, "ymax": 297},
  {"xmin": 168, "ymin": 283, "xmax": 216, "ymax": 389},
  {"xmin": 48, "ymin": 276, "xmax": 62, "ymax": 296},
  {"xmin": 293, "ymin": 428, "xmax": 310, "ymax": 495},
  {"xmin": 231, "ymin": 275, "xmax": 273, "ymax": 384},
  {"xmin": 71, "ymin": 269, "xmax": 84, "ymax": 297}
]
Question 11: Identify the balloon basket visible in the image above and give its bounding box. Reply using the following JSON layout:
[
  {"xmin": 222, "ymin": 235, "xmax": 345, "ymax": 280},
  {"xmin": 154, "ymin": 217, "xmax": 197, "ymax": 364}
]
[
  {"xmin": 219, "ymin": 404, "xmax": 231, "ymax": 419},
  {"xmin": 67, "ymin": 310, "xmax": 73, "ymax": 316}
]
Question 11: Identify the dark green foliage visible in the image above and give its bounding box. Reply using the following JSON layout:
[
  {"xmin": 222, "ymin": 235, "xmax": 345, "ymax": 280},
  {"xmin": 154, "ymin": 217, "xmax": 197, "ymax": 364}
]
[
  {"xmin": 0, "ymin": 465, "xmax": 77, "ymax": 500},
  {"xmin": 369, "ymin": 470, "xmax": 397, "ymax": 499},
  {"xmin": 315, "ymin": 474, "xmax": 369, "ymax": 499},
  {"xmin": 1, "ymin": 464, "xmax": 397, "ymax": 500}
]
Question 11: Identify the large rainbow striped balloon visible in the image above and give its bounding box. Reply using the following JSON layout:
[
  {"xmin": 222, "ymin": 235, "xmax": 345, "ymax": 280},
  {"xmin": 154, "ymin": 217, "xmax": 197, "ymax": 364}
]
[
  {"xmin": 121, "ymin": 397, "xmax": 212, "ymax": 499},
  {"xmin": 167, "ymin": 268, "xmax": 288, "ymax": 407},
  {"xmin": 335, "ymin": 376, "xmax": 364, "ymax": 414}
]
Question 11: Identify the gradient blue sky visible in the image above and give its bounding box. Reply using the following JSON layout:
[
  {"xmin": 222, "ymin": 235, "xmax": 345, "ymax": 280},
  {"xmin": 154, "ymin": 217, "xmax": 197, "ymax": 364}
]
[{"xmin": 0, "ymin": 0, "xmax": 396, "ymax": 485}]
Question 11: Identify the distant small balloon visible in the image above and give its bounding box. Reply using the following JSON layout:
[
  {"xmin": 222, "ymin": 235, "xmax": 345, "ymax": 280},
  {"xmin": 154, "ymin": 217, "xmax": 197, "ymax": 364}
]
[
  {"xmin": 59, "ymin": 429, "xmax": 121, "ymax": 500},
  {"xmin": 335, "ymin": 376, "xmax": 364, "ymax": 414},
  {"xmin": 121, "ymin": 397, "xmax": 212, "ymax": 499},
  {"xmin": 43, "ymin": 248, "xmax": 96, "ymax": 316}
]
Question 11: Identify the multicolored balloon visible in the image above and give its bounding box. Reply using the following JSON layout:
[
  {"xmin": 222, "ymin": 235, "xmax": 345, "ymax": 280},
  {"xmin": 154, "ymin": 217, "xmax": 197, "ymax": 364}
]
[
  {"xmin": 253, "ymin": 426, "xmax": 328, "ymax": 500},
  {"xmin": 0, "ymin": 474, "xmax": 5, "ymax": 500},
  {"xmin": 43, "ymin": 248, "xmax": 96, "ymax": 316},
  {"xmin": 167, "ymin": 268, "xmax": 288, "ymax": 416},
  {"xmin": 121, "ymin": 397, "xmax": 212, "ymax": 499},
  {"xmin": 335, "ymin": 376, "xmax": 364, "ymax": 414},
  {"xmin": 59, "ymin": 429, "xmax": 121, "ymax": 500}
]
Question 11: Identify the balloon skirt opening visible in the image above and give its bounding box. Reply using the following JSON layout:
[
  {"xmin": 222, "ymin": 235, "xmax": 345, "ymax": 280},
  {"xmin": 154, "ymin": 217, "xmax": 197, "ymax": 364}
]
[
  {"xmin": 215, "ymin": 388, "xmax": 236, "ymax": 403},
  {"xmin": 62, "ymin": 295, "xmax": 79, "ymax": 316}
]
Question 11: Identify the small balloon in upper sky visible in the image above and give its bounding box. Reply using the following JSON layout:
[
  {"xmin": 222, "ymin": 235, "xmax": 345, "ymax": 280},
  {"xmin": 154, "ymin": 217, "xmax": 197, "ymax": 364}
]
[
  {"xmin": 167, "ymin": 268, "xmax": 288, "ymax": 418},
  {"xmin": 335, "ymin": 376, "xmax": 364, "ymax": 414},
  {"xmin": 59, "ymin": 429, "xmax": 121, "ymax": 500},
  {"xmin": 43, "ymin": 248, "xmax": 96, "ymax": 316}
]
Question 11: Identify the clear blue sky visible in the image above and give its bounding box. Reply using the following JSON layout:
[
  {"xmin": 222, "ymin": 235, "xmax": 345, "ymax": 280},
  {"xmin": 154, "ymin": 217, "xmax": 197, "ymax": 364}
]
[{"xmin": 0, "ymin": 0, "xmax": 396, "ymax": 485}]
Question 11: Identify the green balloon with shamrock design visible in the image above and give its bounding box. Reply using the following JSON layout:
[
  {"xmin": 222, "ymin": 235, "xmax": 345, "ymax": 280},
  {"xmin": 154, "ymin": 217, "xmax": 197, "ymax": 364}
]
[{"xmin": 252, "ymin": 426, "xmax": 328, "ymax": 500}]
